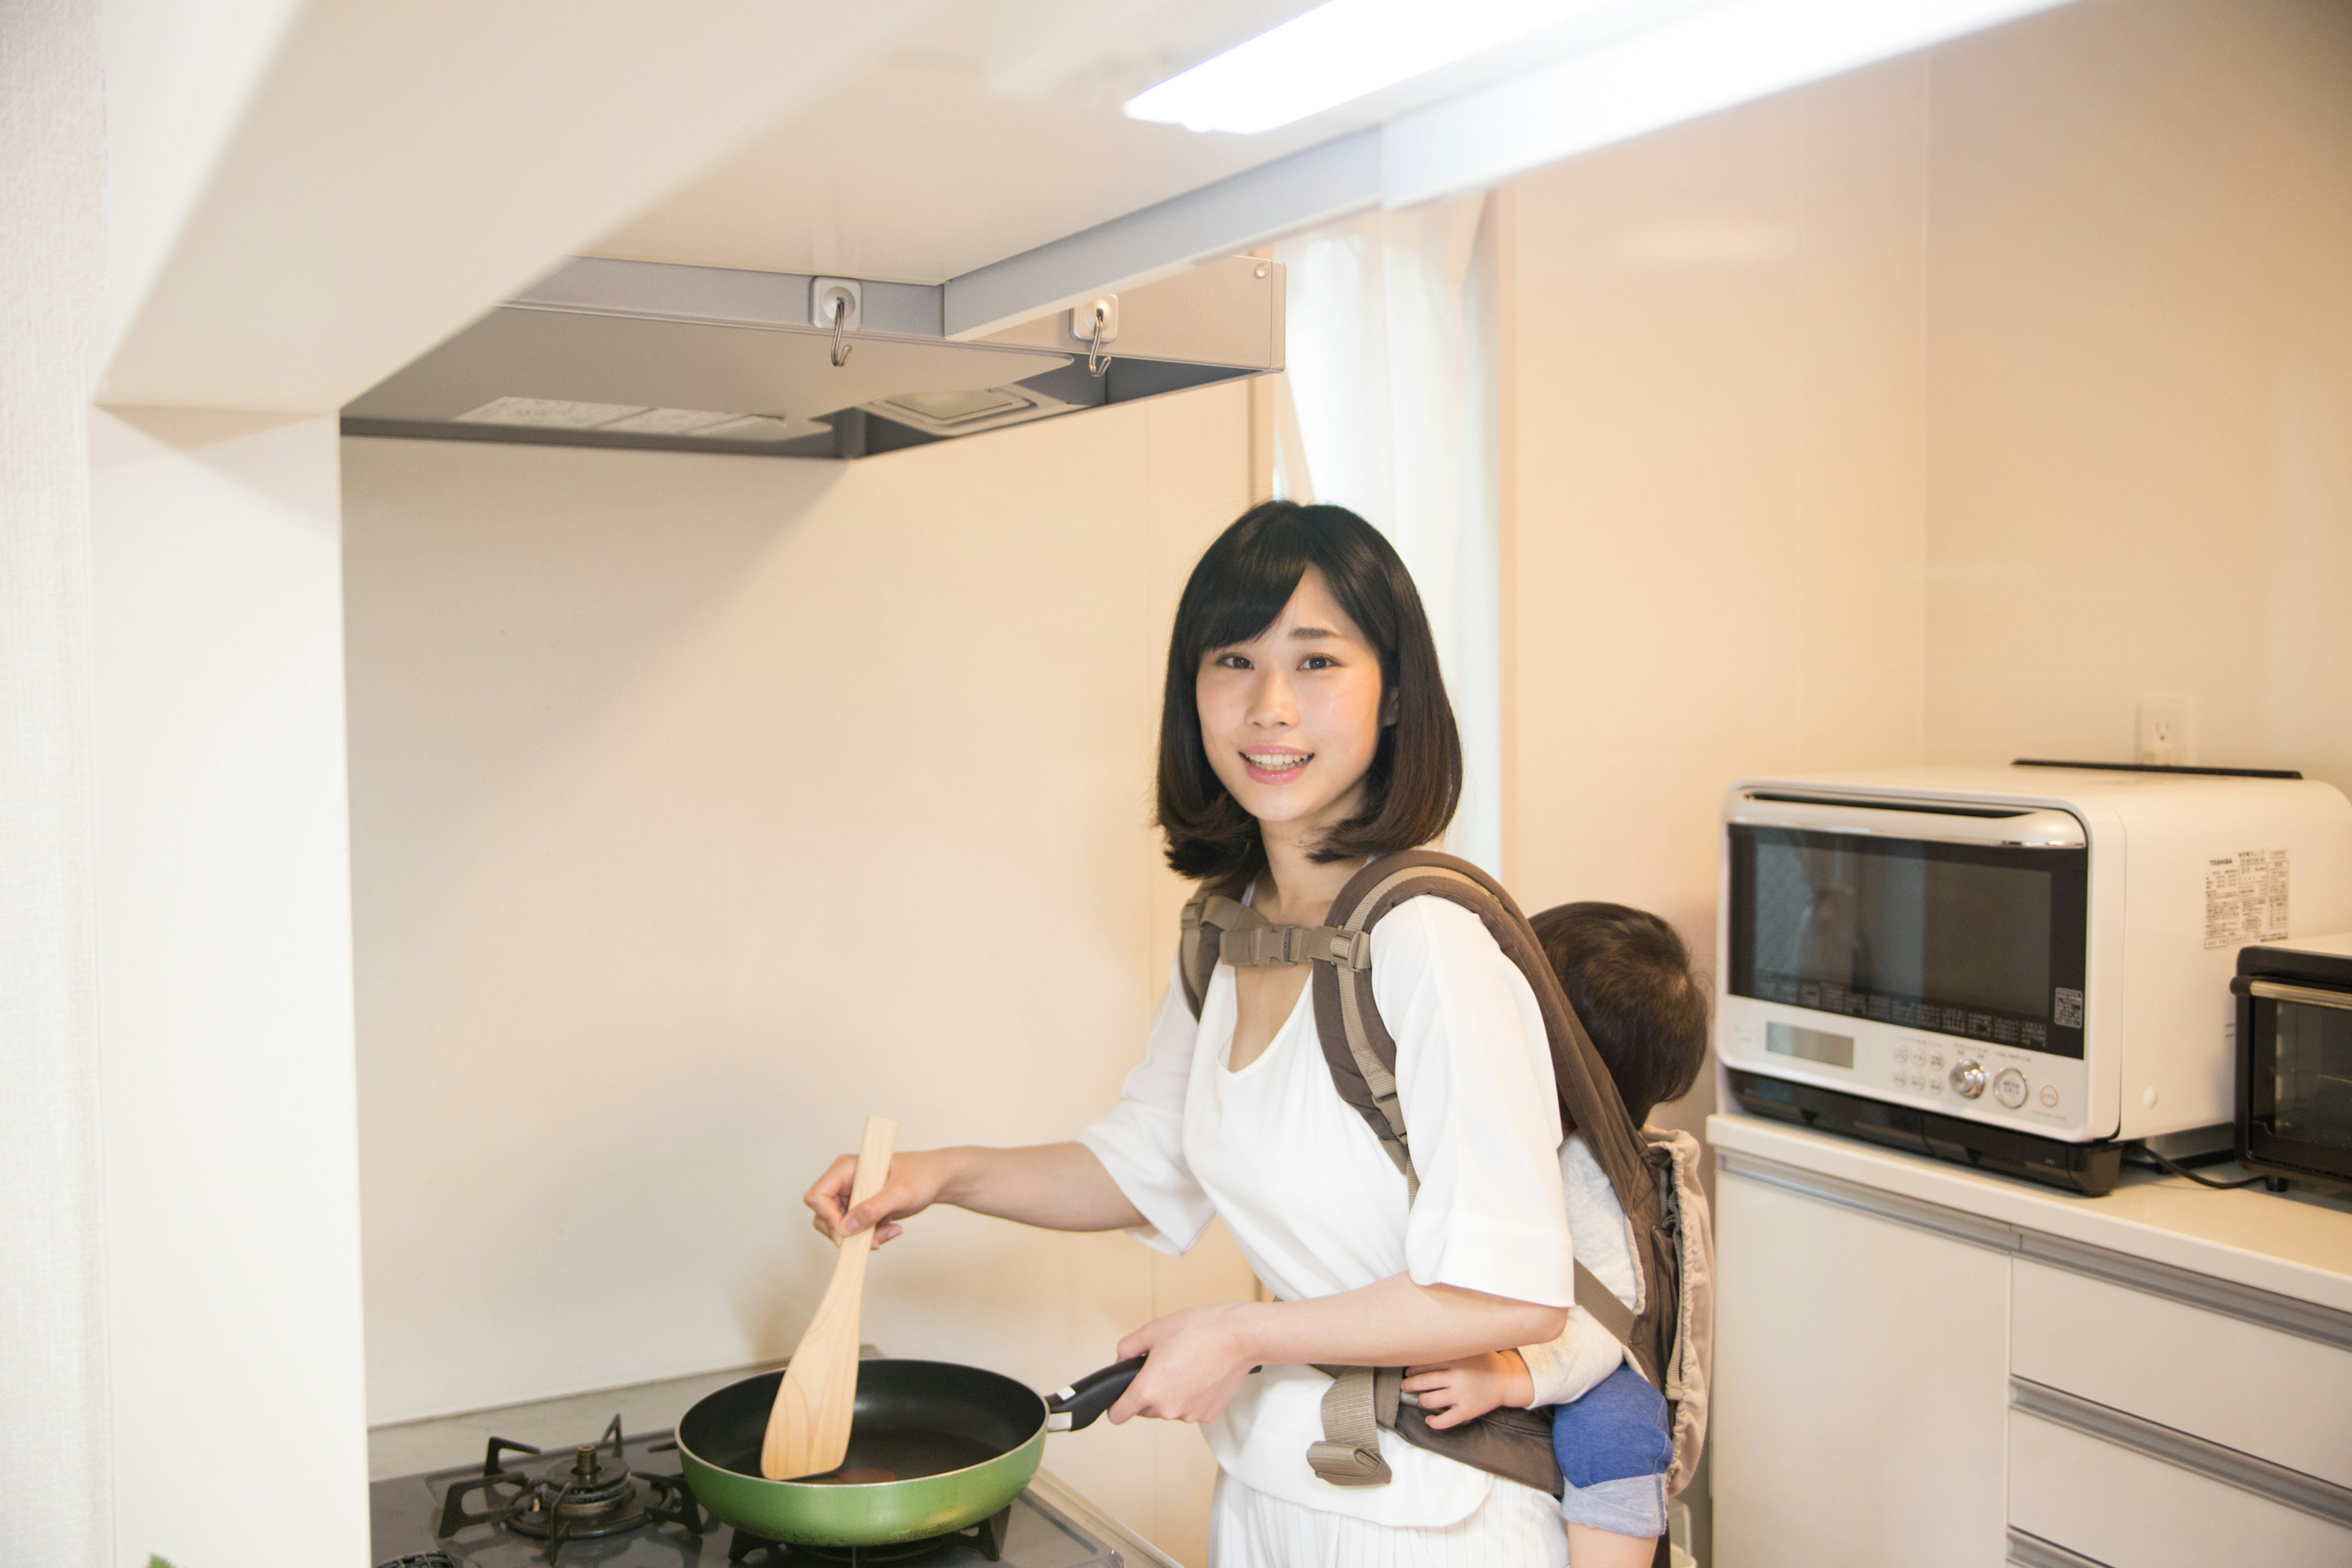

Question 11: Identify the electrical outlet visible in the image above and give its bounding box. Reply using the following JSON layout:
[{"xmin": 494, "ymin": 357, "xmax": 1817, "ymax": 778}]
[{"xmin": 2136, "ymin": 694, "xmax": 2195, "ymax": 766}]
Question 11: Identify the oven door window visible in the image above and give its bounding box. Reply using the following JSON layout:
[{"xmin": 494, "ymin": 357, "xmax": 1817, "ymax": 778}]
[
  {"xmin": 1728, "ymin": 826, "xmax": 2090, "ymax": 1058},
  {"xmin": 2248, "ymin": 992, "xmax": 2352, "ymax": 1157}
]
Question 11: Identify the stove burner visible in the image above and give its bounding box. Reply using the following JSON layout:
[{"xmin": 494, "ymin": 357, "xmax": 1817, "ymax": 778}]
[
  {"xmin": 503, "ymin": 1442, "xmax": 650, "ymax": 1541},
  {"xmin": 434, "ymin": 1415, "xmax": 704, "ymax": 1563},
  {"xmin": 725, "ymin": 1505, "xmax": 1011, "ymax": 1565},
  {"xmin": 376, "ymin": 1556, "xmax": 460, "ymax": 1568}
]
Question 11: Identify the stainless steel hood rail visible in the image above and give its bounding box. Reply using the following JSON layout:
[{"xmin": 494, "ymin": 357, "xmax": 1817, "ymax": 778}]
[{"xmin": 341, "ymin": 254, "xmax": 1283, "ymax": 460}]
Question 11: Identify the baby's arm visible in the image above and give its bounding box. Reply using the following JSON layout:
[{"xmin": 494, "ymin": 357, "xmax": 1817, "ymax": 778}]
[
  {"xmin": 1403, "ymin": 1305, "xmax": 1627, "ymax": 1428},
  {"xmin": 1518, "ymin": 1303, "xmax": 1628, "ymax": 1408}
]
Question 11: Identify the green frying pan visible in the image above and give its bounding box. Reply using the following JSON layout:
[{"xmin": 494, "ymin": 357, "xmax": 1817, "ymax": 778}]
[{"xmin": 676, "ymin": 1356, "xmax": 1140, "ymax": 1548}]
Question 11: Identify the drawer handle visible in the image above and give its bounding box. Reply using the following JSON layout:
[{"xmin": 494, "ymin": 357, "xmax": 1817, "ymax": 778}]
[
  {"xmin": 2010, "ymin": 1376, "xmax": 2352, "ymax": 1529},
  {"xmin": 2005, "ymin": 1527, "xmax": 2113, "ymax": 1568}
]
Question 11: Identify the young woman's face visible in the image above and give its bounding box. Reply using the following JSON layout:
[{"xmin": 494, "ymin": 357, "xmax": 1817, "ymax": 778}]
[{"xmin": 1195, "ymin": 567, "xmax": 1389, "ymax": 834}]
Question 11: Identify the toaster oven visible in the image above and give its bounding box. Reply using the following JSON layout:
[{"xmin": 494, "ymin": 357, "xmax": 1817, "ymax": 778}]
[
  {"xmin": 2234, "ymin": 932, "xmax": 2352, "ymax": 1194},
  {"xmin": 1718, "ymin": 764, "xmax": 2352, "ymax": 1193}
]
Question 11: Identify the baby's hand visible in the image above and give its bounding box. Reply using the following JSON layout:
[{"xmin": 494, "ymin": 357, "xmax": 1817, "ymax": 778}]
[{"xmin": 1403, "ymin": 1350, "xmax": 1535, "ymax": 1430}]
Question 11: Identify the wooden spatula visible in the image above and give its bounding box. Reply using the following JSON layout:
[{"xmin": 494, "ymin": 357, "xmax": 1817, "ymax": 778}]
[{"xmin": 762, "ymin": 1115, "xmax": 897, "ymax": 1480}]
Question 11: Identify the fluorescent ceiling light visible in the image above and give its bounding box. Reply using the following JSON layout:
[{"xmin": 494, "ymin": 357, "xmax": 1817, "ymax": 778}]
[
  {"xmin": 1381, "ymin": 0, "xmax": 2079, "ymax": 204},
  {"xmin": 1125, "ymin": 0, "xmax": 1612, "ymax": 135}
]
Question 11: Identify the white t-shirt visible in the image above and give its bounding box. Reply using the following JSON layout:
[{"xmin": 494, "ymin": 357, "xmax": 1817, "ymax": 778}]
[{"xmin": 1077, "ymin": 894, "xmax": 1576, "ymax": 1528}]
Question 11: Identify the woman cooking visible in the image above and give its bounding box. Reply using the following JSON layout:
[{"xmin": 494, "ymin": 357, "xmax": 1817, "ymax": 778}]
[{"xmin": 803, "ymin": 500, "xmax": 1577, "ymax": 1564}]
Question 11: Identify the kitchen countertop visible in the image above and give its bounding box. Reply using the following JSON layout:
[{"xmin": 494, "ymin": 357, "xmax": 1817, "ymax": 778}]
[
  {"xmin": 1708, "ymin": 1113, "xmax": 2352, "ymax": 1314},
  {"xmin": 368, "ymin": 1359, "xmax": 796, "ymax": 1480},
  {"xmin": 368, "ymin": 1348, "xmax": 878, "ymax": 1480}
]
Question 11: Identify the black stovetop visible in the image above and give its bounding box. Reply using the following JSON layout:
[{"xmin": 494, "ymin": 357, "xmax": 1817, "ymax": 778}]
[{"xmin": 369, "ymin": 1416, "xmax": 1160, "ymax": 1568}]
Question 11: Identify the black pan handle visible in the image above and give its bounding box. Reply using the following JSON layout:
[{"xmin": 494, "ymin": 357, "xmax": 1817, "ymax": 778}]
[{"xmin": 1045, "ymin": 1356, "xmax": 1145, "ymax": 1433}]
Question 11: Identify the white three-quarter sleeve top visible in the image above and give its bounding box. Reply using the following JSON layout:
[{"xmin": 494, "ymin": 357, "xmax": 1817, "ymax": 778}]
[{"xmin": 1077, "ymin": 894, "xmax": 1577, "ymax": 1527}]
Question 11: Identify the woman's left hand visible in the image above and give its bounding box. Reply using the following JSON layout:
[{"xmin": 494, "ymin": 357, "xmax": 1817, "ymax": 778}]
[{"xmin": 1106, "ymin": 1303, "xmax": 1262, "ymax": 1425}]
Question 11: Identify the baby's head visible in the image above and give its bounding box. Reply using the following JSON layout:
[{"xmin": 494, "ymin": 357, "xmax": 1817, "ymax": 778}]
[{"xmin": 1530, "ymin": 902, "xmax": 1710, "ymax": 1126}]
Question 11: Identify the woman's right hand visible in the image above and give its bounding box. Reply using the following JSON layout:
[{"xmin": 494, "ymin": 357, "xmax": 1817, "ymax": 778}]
[
  {"xmin": 804, "ymin": 1142, "xmax": 1143, "ymax": 1243},
  {"xmin": 804, "ymin": 1147, "xmax": 960, "ymax": 1248}
]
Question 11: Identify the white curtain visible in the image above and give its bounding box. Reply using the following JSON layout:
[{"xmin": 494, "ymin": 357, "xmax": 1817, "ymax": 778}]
[{"xmin": 1273, "ymin": 195, "xmax": 1504, "ymax": 873}]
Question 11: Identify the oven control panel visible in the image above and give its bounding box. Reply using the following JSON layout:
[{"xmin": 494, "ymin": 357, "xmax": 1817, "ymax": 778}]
[{"xmin": 1719, "ymin": 995, "xmax": 2092, "ymax": 1139}]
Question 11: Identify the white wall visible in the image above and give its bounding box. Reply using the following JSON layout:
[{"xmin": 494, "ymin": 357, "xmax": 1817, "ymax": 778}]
[
  {"xmin": 89, "ymin": 410, "xmax": 368, "ymax": 1568},
  {"xmin": 343, "ymin": 385, "xmax": 1260, "ymax": 1565},
  {"xmin": 1501, "ymin": 51, "xmax": 1933, "ymax": 1098},
  {"xmin": 1921, "ymin": 0, "xmax": 2352, "ymax": 794},
  {"xmin": 0, "ymin": 3, "xmax": 110, "ymax": 1564},
  {"xmin": 98, "ymin": 0, "xmax": 304, "ymax": 364}
]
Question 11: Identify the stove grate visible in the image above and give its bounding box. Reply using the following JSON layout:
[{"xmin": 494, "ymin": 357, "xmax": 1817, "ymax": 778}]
[{"xmin": 430, "ymin": 1414, "xmax": 704, "ymax": 1564}]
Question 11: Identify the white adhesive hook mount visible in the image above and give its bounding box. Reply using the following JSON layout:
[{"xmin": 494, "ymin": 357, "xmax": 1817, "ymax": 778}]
[
  {"xmin": 810, "ymin": 277, "xmax": 863, "ymax": 332},
  {"xmin": 1069, "ymin": 296, "xmax": 1118, "ymax": 347}
]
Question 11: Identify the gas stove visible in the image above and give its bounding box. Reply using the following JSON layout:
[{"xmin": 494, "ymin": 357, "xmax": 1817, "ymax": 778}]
[{"xmin": 370, "ymin": 1412, "xmax": 1170, "ymax": 1568}]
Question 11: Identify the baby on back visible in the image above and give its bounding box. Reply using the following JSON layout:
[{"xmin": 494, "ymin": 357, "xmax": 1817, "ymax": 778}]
[{"xmin": 1406, "ymin": 902, "xmax": 1710, "ymax": 1568}]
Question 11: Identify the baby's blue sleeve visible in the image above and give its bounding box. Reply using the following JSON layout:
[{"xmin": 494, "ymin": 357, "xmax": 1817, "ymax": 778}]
[{"xmin": 1550, "ymin": 1362, "xmax": 1672, "ymax": 1538}]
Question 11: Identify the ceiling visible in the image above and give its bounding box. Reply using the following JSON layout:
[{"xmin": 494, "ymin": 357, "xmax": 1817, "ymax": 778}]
[{"xmin": 586, "ymin": 0, "xmax": 1737, "ymax": 285}]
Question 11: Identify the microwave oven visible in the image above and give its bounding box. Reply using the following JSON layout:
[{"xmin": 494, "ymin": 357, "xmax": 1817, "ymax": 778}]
[
  {"xmin": 1717, "ymin": 763, "xmax": 2352, "ymax": 1194},
  {"xmin": 2233, "ymin": 932, "xmax": 2352, "ymax": 1194}
]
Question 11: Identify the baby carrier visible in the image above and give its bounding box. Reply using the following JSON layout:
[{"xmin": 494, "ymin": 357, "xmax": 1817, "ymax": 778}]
[{"xmin": 1177, "ymin": 851, "xmax": 1714, "ymax": 1532}]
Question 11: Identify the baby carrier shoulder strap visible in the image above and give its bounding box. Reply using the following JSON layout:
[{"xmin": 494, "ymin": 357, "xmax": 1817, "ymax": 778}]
[{"xmin": 1305, "ymin": 853, "xmax": 1665, "ymax": 1259}]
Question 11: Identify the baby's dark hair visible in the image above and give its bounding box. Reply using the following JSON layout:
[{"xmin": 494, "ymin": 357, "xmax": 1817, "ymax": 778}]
[{"xmin": 1530, "ymin": 902, "xmax": 1710, "ymax": 1126}]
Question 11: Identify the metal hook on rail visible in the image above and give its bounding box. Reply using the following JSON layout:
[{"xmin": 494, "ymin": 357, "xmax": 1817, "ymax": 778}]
[
  {"xmin": 829, "ymin": 297, "xmax": 853, "ymax": 369},
  {"xmin": 1086, "ymin": 307, "xmax": 1113, "ymax": 377}
]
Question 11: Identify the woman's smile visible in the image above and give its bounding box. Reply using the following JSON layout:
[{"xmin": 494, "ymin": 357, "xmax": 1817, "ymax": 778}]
[{"xmin": 1240, "ymin": 747, "xmax": 1314, "ymax": 783}]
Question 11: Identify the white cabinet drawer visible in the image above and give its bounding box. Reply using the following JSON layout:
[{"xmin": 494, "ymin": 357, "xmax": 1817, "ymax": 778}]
[
  {"xmin": 2008, "ymin": 1408, "xmax": 2352, "ymax": 1567},
  {"xmin": 2012, "ymin": 1257, "xmax": 2352, "ymax": 1488},
  {"xmin": 1713, "ymin": 1167, "xmax": 2010, "ymax": 1568}
]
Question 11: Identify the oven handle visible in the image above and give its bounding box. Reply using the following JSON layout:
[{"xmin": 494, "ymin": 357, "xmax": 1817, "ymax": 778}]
[
  {"xmin": 2233, "ymin": 977, "xmax": 2352, "ymax": 1011},
  {"xmin": 1728, "ymin": 793, "xmax": 2087, "ymax": 848}
]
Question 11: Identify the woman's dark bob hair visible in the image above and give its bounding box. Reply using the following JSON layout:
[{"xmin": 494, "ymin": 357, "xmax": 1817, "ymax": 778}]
[{"xmin": 1157, "ymin": 500, "xmax": 1461, "ymax": 887}]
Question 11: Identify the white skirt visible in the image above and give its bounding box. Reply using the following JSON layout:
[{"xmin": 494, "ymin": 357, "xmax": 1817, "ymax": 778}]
[{"xmin": 1207, "ymin": 1471, "xmax": 1570, "ymax": 1568}]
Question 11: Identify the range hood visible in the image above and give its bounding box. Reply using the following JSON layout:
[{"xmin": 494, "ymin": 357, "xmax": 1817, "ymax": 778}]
[{"xmin": 342, "ymin": 254, "xmax": 1284, "ymax": 459}]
